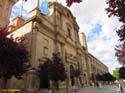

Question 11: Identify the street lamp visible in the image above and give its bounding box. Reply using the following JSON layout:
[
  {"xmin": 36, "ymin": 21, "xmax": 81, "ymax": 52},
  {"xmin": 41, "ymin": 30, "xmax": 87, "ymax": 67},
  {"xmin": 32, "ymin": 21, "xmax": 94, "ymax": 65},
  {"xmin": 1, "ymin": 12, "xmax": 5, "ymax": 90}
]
[
  {"xmin": 65, "ymin": 50, "xmax": 69, "ymax": 93},
  {"xmin": 66, "ymin": 70, "xmax": 69, "ymax": 93}
]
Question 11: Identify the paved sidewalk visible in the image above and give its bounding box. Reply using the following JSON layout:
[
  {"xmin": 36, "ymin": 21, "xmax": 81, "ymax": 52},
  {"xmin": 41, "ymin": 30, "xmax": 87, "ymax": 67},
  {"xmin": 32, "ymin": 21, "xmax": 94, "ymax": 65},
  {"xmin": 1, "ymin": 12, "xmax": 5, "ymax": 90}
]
[
  {"xmin": 37, "ymin": 84, "xmax": 125, "ymax": 93},
  {"xmin": 79, "ymin": 85, "xmax": 119, "ymax": 93}
]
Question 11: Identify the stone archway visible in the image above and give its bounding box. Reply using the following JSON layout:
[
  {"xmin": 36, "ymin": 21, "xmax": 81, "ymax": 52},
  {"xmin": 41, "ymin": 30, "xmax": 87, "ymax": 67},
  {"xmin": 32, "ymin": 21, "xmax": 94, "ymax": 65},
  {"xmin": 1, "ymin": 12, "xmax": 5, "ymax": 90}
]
[{"xmin": 70, "ymin": 65, "xmax": 75, "ymax": 86}]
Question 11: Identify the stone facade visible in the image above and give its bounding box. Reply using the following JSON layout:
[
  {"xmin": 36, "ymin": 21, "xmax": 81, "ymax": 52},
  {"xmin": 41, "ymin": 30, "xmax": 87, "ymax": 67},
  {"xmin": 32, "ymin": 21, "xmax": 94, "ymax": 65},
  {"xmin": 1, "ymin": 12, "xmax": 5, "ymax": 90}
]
[
  {"xmin": 4, "ymin": 1, "xmax": 108, "ymax": 92},
  {"xmin": 87, "ymin": 53, "xmax": 108, "ymax": 83},
  {"xmin": 0, "ymin": 0, "xmax": 18, "ymax": 28}
]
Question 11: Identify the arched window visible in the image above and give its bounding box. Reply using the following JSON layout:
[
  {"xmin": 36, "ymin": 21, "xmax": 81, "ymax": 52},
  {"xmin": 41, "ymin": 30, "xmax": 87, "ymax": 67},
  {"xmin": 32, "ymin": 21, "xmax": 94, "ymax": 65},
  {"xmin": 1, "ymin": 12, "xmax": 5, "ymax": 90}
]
[
  {"xmin": 65, "ymin": 23, "xmax": 72, "ymax": 39},
  {"xmin": 67, "ymin": 28, "xmax": 71, "ymax": 38},
  {"xmin": 70, "ymin": 65, "xmax": 75, "ymax": 86}
]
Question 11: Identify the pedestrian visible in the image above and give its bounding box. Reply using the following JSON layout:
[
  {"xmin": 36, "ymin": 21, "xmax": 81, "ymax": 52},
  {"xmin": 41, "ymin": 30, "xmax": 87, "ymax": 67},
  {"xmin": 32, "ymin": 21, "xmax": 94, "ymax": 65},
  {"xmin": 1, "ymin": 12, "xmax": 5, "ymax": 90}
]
[
  {"xmin": 120, "ymin": 81, "xmax": 123, "ymax": 93},
  {"xmin": 96, "ymin": 82, "xmax": 99, "ymax": 88},
  {"xmin": 72, "ymin": 84, "xmax": 76, "ymax": 93},
  {"xmin": 48, "ymin": 88, "xmax": 52, "ymax": 93},
  {"xmin": 116, "ymin": 81, "xmax": 123, "ymax": 93},
  {"xmin": 72, "ymin": 83, "xmax": 79, "ymax": 93},
  {"xmin": 81, "ymin": 83, "xmax": 84, "ymax": 88},
  {"xmin": 75, "ymin": 83, "xmax": 79, "ymax": 93},
  {"xmin": 99, "ymin": 82, "xmax": 102, "ymax": 89},
  {"xmin": 91, "ymin": 82, "xmax": 95, "ymax": 88}
]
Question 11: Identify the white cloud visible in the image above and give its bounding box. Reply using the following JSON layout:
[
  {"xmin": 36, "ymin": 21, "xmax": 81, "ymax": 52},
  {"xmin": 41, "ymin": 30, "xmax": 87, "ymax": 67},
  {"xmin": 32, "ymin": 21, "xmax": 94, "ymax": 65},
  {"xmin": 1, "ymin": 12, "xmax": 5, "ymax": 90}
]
[
  {"xmin": 16, "ymin": 0, "xmax": 37, "ymax": 12},
  {"xmin": 68, "ymin": 0, "xmax": 122, "ymax": 73},
  {"xmin": 12, "ymin": 0, "xmax": 122, "ymax": 73}
]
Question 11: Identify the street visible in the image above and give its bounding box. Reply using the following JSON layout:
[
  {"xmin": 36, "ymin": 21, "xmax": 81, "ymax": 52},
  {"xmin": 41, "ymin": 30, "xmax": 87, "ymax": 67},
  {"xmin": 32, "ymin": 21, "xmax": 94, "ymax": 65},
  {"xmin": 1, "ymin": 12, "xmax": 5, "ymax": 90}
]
[{"xmin": 79, "ymin": 85, "xmax": 118, "ymax": 93}]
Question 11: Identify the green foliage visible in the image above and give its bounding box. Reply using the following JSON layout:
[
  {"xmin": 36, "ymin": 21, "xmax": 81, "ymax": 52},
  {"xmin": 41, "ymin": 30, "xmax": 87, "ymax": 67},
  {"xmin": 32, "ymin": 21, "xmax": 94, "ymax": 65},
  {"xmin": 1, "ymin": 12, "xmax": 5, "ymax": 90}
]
[{"xmin": 112, "ymin": 67, "xmax": 119, "ymax": 79}]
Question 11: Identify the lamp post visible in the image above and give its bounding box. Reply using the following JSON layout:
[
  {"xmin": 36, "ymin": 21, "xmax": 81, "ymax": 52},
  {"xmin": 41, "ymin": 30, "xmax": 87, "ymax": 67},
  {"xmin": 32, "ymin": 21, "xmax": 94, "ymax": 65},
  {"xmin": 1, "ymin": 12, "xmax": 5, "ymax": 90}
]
[
  {"xmin": 93, "ymin": 64, "xmax": 97, "ymax": 87},
  {"xmin": 65, "ymin": 51, "xmax": 69, "ymax": 93},
  {"xmin": 66, "ymin": 71, "xmax": 69, "ymax": 93}
]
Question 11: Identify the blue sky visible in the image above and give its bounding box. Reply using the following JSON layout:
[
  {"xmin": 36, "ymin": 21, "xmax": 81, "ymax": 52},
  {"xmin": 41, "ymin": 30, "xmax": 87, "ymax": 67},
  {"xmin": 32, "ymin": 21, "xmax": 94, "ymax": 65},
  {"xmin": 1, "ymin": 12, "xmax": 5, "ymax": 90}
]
[
  {"xmin": 10, "ymin": 0, "xmax": 49, "ymax": 20},
  {"xmin": 10, "ymin": 0, "xmax": 122, "ymax": 73},
  {"xmin": 87, "ymin": 24, "xmax": 102, "ymax": 41},
  {"xmin": 40, "ymin": 0, "xmax": 49, "ymax": 14}
]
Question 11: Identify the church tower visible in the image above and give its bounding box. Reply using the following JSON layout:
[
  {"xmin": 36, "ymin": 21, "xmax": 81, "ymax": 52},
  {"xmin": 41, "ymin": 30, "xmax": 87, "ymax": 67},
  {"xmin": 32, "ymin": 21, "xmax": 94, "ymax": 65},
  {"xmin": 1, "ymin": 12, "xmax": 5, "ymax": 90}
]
[
  {"xmin": 0, "ymin": 0, "xmax": 18, "ymax": 28},
  {"xmin": 79, "ymin": 32, "xmax": 88, "ymax": 51}
]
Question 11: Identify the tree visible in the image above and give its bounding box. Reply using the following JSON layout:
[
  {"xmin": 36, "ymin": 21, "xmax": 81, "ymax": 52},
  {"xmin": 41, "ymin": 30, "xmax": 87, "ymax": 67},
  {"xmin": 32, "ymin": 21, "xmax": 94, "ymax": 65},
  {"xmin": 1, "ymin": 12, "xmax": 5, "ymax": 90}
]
[
  {"xmin": 119, "ymin": 66, "xmax": 125, "ymax": 79},
  {"xmin": 108, "ymin": 73, "xmax": 115, "ymax": 81},
  {"xmin": 38, "ymin": 58, "xmax": 51, "ymax": 89},
  {"xmin": 0, "ymin": 28, "xmax": 29, "ymax": 88},
  {"xmin": 91, "ymin": 73, "xmax": 95, "ymax": 81},
  {"xmin": 75, "ymin": 68, "xmax": 81, "ymax": 78},
  {"xmin": 102, "ymin": 73, "xmax": 115, "ymax": 81},
  {"xmin": 38, "ymin": 52, "xmax": 66, "ymax": 90},
  {"xmin": 106, "ymin": 0, "xmax": 125, "ymax": 65},
  {"xmin": 96, "ymin": 74, "xmax": 103, "ymax": 81},
  {"xmin": 49, "ymin": 52, "xmax": 66, "ymax": 90},
  {"xmin": 66, "ymin": 0, "xmax": 82, "ymax": 7},
  {"xmin": 106, "ymin": 0, "xmax": 125, "ymax": 23},
  {"xmin": 23, "ymin": 0, "xmax": 27, "ymax": 1},
  {"xmin": 112, "ymin": 67, "xmax": 120, "ymax": 79},
  {"xmin": 115, "ymin": 42, "xmax": 125, "ymax": 65}
]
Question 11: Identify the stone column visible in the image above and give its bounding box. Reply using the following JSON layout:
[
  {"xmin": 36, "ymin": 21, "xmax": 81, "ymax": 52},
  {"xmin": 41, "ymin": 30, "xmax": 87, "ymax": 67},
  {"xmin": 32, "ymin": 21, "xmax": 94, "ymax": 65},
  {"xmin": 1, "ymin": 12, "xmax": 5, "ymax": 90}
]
[
  {"xmin": 26, "ymin": 68, "xmax": 40, "ymax": 93},
  {"xmin": 29, "ymin": 21, "xmax": 38, "ymax": 67},
  {"xmin": 25, "ymin": 21, "xmax": 39, "ymax": 93},
  {"xmin": 65, "ymin": 52, "xmax": 70, "ymax": 93}
]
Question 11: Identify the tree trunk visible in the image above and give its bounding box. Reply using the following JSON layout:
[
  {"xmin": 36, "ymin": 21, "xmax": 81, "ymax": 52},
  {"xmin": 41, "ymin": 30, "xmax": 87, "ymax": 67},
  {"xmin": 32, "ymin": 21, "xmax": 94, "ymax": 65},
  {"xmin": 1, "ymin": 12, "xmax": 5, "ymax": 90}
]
[
  {"xmin": 3, "ymin": 78, "xmax": 7, "ymax": 89},
  {"xmin": 55, "ymin": 81, "xmax": 59, "ymax": 90},
  {"xmin": 0, "ymin": 78, "xmax": 8, "ymax": 93}
]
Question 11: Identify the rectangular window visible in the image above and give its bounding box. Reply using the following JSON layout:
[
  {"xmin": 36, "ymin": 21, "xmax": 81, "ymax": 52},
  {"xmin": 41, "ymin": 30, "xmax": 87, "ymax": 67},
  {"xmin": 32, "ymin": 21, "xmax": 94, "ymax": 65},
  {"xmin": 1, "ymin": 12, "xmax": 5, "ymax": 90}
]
[{"xmin": 43, "ymin": 47, "xmax": 48, "ymax": 56}]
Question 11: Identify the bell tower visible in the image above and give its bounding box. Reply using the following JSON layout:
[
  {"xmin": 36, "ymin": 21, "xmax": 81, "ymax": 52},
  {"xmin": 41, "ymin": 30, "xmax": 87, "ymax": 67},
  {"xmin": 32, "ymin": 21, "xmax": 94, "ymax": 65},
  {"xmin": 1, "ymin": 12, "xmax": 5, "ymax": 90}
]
[
  {"xmin": 0, "ymin": 0, "xmax": 18, "ymax": 28},
  {"xmin": 79, "ymin": 32, "xmax": 88, "ymax": 51}
]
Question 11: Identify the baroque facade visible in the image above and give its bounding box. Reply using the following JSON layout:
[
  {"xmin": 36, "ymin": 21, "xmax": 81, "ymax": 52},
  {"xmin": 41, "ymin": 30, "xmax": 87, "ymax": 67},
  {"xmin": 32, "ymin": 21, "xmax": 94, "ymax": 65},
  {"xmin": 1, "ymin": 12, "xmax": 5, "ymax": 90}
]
[
  {"xmin": 1, "ymin": 1, "xmax": 108, "ymax": 92},
  {"xmin": 87, "ymin": 53, "xmax": 108, "ymax": 82}
]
